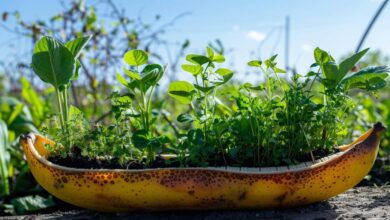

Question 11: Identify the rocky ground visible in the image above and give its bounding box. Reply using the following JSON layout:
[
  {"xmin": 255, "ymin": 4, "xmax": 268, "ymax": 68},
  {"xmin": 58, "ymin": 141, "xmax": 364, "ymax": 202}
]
[{"xmin": 1, "ymin": 186, "xmax": 389, "ymax": 220}]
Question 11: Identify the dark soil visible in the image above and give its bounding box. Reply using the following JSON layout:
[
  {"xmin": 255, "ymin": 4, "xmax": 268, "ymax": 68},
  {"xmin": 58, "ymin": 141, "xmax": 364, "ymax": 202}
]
[
  {"xmin": 48, "ymin": 146, "xmax": 334, "ymax": 169},
  {"xmin": 4, "ymin": 186, "xmax": 390, "ymax": 220}
]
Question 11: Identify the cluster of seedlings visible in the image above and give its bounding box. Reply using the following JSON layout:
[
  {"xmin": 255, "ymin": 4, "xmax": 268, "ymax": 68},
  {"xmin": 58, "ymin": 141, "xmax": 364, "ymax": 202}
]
[{"xmin": 31, "ymin": 35, "xmax": 389, "ymax": 168}]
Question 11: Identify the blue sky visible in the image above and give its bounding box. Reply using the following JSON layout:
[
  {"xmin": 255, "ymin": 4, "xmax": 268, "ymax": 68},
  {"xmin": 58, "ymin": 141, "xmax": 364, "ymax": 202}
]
[{"xmin": 1, "ymin": 0, "xmax": 390, "ymax": 79}]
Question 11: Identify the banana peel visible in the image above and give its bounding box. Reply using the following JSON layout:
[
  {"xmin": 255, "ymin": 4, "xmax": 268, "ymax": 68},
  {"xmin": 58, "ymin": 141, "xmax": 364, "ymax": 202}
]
[{"xmin": 20, "ymin": 123, "xmax": 385, "ymax": 212}]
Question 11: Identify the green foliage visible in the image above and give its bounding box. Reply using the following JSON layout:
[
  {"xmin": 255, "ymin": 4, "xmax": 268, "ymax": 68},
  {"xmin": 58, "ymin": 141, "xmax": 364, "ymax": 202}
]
[
  {"xmin": 116, "ymin": 49, "xmax": 166, "ymax": 165},
  {"xmin": 0, "ymin": 119, "xmax": 9, "ymax": 196},
  {"xmin": 341, "ymin": 66, "xmax": 389, "ymax": 91},
  {"xmin": 29, "ymin": 45, "xmax": 389, "ymax": 168},
  {"xmin": 123, "ymin": 50, "xmax": 148, "ymax": 66},
  {"xmin": 31, "ymin": 35, "xmax": 91, "ymax": 145},
  {"xmin": 168, "ymin": 81, "xmax": 195, "ymax": 104},
  {"xmin": 168, "ymin": 47, "xmax": 233, "ymax": 165},
  {"xmin": 11, "ymin": 195, "xmax": 54, "ymax": 214},
  {"xmin": 31, "ymin": 36, "xmax": 76, "ymax": 90},
  {"xmin": 20, "ymin": 77, "xmax": 52, "ymax": 127}
]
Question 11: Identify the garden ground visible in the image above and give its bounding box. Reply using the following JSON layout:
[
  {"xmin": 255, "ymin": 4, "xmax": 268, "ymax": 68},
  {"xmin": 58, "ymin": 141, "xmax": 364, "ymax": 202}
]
[{"xmin": 2, "ymin": 186, "xmax": 389, "ymax": 220}]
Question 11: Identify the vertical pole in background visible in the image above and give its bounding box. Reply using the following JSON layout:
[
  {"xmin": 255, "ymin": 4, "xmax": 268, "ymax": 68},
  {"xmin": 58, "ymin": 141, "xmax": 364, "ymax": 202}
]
[
  {"xmin": 285, "ymin": 15, "xmax": 290, "ymax": 72},
  {"xmin": 355, "ymin": 0, "xmax": 388, "ymax": 53}
]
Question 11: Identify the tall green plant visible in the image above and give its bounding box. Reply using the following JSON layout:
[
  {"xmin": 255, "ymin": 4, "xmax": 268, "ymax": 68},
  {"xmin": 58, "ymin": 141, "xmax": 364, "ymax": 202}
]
[
  {"xmin": 167, "ymin": 47, "xmax": 233, "ymax": 165},
  {"xmin": 116, "ymin": 49, "xmax": 166, "ymax": 165},
  {"xmin": 31, "ymin": 35, "xmax": 92, "ymax": 138}
]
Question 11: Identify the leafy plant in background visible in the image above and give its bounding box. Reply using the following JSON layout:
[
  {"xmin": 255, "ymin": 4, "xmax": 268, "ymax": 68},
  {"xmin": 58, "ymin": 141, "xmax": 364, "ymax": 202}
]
[
  {"xmin": 0, "ymin": 97, "xmax": 55, "ymax": 215},
  {"xmin": 1, "ymin": 0, "xmax": 191, "ymax": 121},
  {"xmin": 0, "ymin": 119, "xmax": 10, "ymax": 196},
  {"xmin": 313, "ymin": 47, "xmax": 389, "ymax": 147}
]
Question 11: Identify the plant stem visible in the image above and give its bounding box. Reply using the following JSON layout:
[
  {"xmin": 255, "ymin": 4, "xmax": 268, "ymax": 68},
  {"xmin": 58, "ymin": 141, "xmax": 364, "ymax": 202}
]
[
  {"xmin": 202, "ymin": 62, "xmax": 211, "ymax": 141},
  {"xmin": 62, "ymin": 90, "xmax": 69, "ymax": 129},
  {"xmin": 55, "ymin": 89, "xmax": 65, "ymax": 131},
  {"xmin": 260, "ymin": 66, "xmax": 272, "ymax": 99}
]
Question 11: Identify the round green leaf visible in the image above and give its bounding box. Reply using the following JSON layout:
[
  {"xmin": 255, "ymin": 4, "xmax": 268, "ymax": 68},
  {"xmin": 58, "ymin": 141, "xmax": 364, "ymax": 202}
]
[
  {"xmin": 247, "ymin": 60, "xmax": 262, "ymax": 67},
  {"xmin": 123, "ymin": 50, "xmax": 148, "ymax": 66},
  {"xmin": 168, "ymin": 81, "xmax": 195, "ymax": 104},
  {"xmin": 186, "ymin": 54, "xmax": 209, "ymax": 65},
  {"xmin": 182, "ymin": 64, "xmax": 203, "ymax": 76},
  {"xmin": 31, "ymin": 36, "xmax": 76, "ymax": 89}
]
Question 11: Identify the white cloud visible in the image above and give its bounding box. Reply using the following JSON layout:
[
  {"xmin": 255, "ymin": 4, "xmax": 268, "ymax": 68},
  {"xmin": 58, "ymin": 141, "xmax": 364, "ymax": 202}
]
[{"xmin": 246, "ymin": 31, "xmax": 266, "ymax": 42}]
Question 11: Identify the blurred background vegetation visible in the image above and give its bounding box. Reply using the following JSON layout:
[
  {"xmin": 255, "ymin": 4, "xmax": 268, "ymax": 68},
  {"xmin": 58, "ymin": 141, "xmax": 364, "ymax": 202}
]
[{"xmin": 0, "ymin": 0, "xmax": 389, "ymax": 215}]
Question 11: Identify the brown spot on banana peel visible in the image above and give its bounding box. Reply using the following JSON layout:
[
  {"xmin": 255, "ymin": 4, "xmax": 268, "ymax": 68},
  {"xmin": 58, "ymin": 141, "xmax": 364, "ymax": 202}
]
[
  {"xmin": 275, "ymin": 192, "xmax": 288, "ymax": 203},
  {"xmin": 238, "ymin": 191, "xmax": 247, "ymax": 201},
  {"xmin": 19, "ymin": 123, "xmax": 385, "ymax": 211}
]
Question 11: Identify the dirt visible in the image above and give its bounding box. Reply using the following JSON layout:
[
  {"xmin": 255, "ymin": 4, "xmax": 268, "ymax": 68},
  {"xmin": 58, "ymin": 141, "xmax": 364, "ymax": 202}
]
[
  {"xmin": 48, "ymin": 146, "xmax": 333, "ymax": 169},
  {"xmin": 3, "ymin": 186, "xmax": 390, "ymax": 220}
]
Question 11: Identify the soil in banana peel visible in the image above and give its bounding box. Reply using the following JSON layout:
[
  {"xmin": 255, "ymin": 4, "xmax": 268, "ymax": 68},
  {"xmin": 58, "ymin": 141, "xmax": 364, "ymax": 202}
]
[{"xmin": 48, "ymin": 145, "xmax": 335, "ymax": 169}]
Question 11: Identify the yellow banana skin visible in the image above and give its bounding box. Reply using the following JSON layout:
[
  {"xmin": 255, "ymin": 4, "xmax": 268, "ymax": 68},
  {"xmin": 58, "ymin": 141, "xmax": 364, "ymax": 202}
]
[{"xmin": 20, "ymin": 123, "xmax": 385, "ymax": 212}]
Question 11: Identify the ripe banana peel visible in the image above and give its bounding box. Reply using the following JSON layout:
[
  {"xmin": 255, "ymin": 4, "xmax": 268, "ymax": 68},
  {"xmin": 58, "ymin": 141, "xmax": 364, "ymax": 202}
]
[{"xmin": 20, "ymin": 123, "xmax": 385, "ymax": 212}]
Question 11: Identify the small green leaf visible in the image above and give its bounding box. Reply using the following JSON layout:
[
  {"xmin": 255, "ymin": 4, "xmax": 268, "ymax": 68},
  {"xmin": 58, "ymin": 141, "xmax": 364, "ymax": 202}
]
[
  {"xmin": 338, "ymin": 48, "xmax": 369, "ymax": 80},
  {"xmin": 215, "ymin": 68, "xmax": 233, "ymax": 76},
  {"xmin": 132, "ymin": 130, "xmax": 149, "ymax": 148},
  {"xmin": 247, "ymin": 60, "xmax": 262, "ymax": 67},
  {"xmin": 264, "ymin": 55, "xmax": 278, "ymax": 69},
  {"xmin": 141, "ymin": 64, "xmax": 164, "ymax": 88},
  {"xmin": 68, "ymin": 105, "xmax": 83, "ymax": 119},
  {"xmin": 269, "ymin": 54, "xmax": 278, "ymax": 62},
  {"xmin": 168, "ymin": 81, "xmax": 195, "ymax": 104},
  {"xmin": 116, "ymin": 73, "xmax": 129, "ymax": 87},
  {"xmin": 322, "ymin": 61, "xmax": 339, "ymax": 82},
  {"xmin": 306, "ymin": 71, "xmax": 318, "ymax": 77},
  {"xmin": 206, "ymin": 47, "xmax": 214, "ymax": 59},
  {"xmin": 186, "ymin": 54, "xmax": 209, "ymax": 65},
  {"xmin": 182, "ymin": 64, "xmax": 203, "ymax": 76},
  {"xmin": 273, "ymin": 67, "xmax": 286, "ymax": 73},
  {"xmin": 314, "ymin": 47, "xmax": 334, "ymax": 65},
  {"xmin": 123, "ymin": 68, "xmax": 141, "ymax": 80},
  {"xmin": 241, "ymin": 82, "xmax": 264, "ymax": 91},
  {"xmin": 123, "ymin": 49, "xmax": 148, "ymax": 66},
  {"xmin": 214, "ymin": 68, "xmax": 233, "ymax": 84},
  {"xmin": 64, "ymin": 35, "xmax": 92, "ymax": 59},
  {"xmin": 72, "ymin": 60, "xmax": 81, "ymax": 81},
  {"xmin": 11, "ymin": 195, "xmax": 55, "ymax": 214},
  {"xmin": 177, "ymin": 113, "xmax": 194, "ymax": 123},
  {"xmin": 212, "ymin": 53, "xmax": 225, "ymax": 63},
  {"xmin": 194, "ymin": 84, "xmax": 216, "ymax": 93}
]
